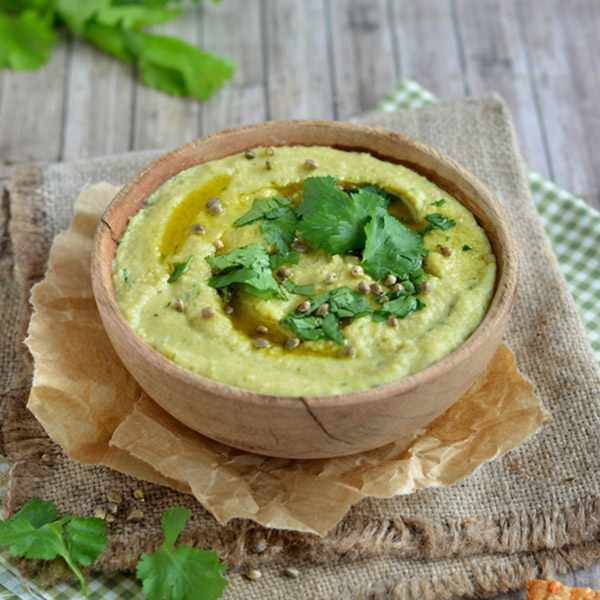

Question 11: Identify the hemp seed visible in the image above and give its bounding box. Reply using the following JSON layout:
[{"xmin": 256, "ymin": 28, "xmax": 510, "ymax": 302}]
[
  {"xmin": 107, "ymin": 491, "xmax": 122, "ymax": 504},
  {"xmin": 253, "ymin": 539, "xmax": 267, "ymax": 553},
  {"xmin": 286, "ymin": 337, "xmax": 301, "ymax": 349},
  {"xmin": 283, "ymin": 567, "xmax": 300, "ymax": 579},
  {"xmin": 245, "ymin": 569, "xmax": 262, "ymax": 581},
  {"xmin": 191, "ymin": 223, "xmax": 205, "ymax": 234},
  {"xmin": 304, "ymin": 158, "xmax": 318, "ymax": 169},
  {"xmin": 297, "ymin": 301, "xmax": 311, "ymax": 313},
  {"xmin": 207, "ymin": 199, "xmax": 223, "ymax": 215},
  {"xmin": 127, "ymin": 509, "xmax": 144, "ymax": 522},
  {"xmin": 133, "ymin": 489, "xmax": 145, "ymax": 501},
  {"xmin": 254, "ymin": 338, "xmax": 270, "ymax": 348}
]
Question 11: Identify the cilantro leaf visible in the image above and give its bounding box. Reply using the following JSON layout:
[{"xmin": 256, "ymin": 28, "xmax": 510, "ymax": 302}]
[
  {"xmin": 234, "ymin": 196, "xmax": 292, "ymax": 226},
  {"xmin": 373, "ymin": 292, "xmax": 425, "ymax": 322},
  {"xmin": 0, "ymin": 9, "xmax": 56, "ymax": 70},
  {"xmin": 362, "ymin": 207, "xmax": 428, "ymax": 283},
  {"xmin": 260, "ymin": 209, "xmax": 298, "ymax": 255},
  {"xmin": 282, "ymin": 279, "xmax": 315, "ymax": 296},
  {"xmin": 419, "ymin": 213, "xmax": 456, "ymax": 235},
  {"xmin": 168, "ymin": 255, "xmax": 193, "ymax": 282},
  {"xmin": 126, "ymin": 31, "xmax": 235, "ymax": 100},
  {"xmin": 0, "ymin": 498, "xmax": 107, "ymax": 597},
  {"xmin": 94, "ymin": 5, "xmax": 182, "ymax": 30},
  {"xmin": 206, "ymin": 243, "xmax": 286, "ymax": 301},
  {"xmin": 431, "ymin": 198, "xmax": 446, "ymax": 207},
  {"xmin": 462, "ymin": 244, "xmax": 473, "ymax": 251},
  {"xmin": 55, "ymin": 0, "xmax": 110, "ymax": 34},
  {"xmin": 280, "ymin": 286, "xmax": 371, "ymax": 345},
  {"xmin": 269, "ymin": 250, "xmax": 300, "ymax": 270},
  {"xmin": 136, "ymin": 507, "xmax": 227, "ymax": 600},
  {"xmin": 296, "ymin": 177, "xmax": 389, "ymax": 254}
]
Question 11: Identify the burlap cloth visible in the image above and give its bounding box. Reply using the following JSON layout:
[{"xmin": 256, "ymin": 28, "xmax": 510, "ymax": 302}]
[{"xmin": 2, "ymin": 96, "xmax": 600, "ymax": 599}]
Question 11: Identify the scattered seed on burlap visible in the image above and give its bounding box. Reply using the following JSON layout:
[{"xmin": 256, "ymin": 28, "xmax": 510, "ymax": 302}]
[
  {"xmin": 94, "ymin": 508, "xmax": 107, "ymax": 520},
  {"xmin": 127, "ymin": 509, "xmax": 144, "ymax": 522},
  {"xmin": 245, "ymin": 569, "xmax": 262, "ymax": 581},
  {"xmin": 133, "ymin": 489, "xmax": 145, "ymax": 501},
  {"xmin": 253, "ymin": 539, "xmax": 267, "ymax": 553},
  {"xmin": 41, "ymin": 453, "xmax": 51, "ymax": 462},
  {"xmin": 107, "ymin": 491, "xmax": 122, "ymax": 504},
  {"xmin": 283, "ymin": 567, "xmax": 300, "ymax": 579}
]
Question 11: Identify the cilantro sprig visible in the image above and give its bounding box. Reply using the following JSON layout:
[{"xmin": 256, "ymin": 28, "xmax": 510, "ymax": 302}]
[
  {"xmin": 0, "ymin": 497, "xmax": 107, "ymax": 597},
  {"xmin": 0, "ymin": 1, "xmax": 234, "ymax": 101},
  {"xmin": 280, "ymin": 286, "xmax": 371, "ymax": 345},
  {"xmin": 206, "ymin": 243, "xmax": 286, "ymax": 301},
  {"xmin": 137, "ymin": 507, "xmax": 227, "ymax": 600}
]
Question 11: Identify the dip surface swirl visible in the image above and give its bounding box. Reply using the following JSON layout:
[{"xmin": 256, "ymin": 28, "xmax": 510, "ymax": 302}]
[{"xmin": 113, "ymin": 146, "xmax": 496, "ymax": 396}]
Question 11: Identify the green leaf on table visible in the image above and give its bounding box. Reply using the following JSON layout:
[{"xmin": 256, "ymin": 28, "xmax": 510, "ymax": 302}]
[
  {"xmin": 136, "ymin": 507, "xmax": 227, "ymax": 600},
  {"xmin": 206, "ymin": 243, "xmax": 286, "ymax": 301},
  {"xmin": 55, "ymin": 0, "xmax": 110, "ymax": 34},
  {"xmin": 0, "ymin": 497, "xmax": 107, "ymax": 597},
  {"xmin": 94, "ymin": 5, "xmax": 182, "ymax": 30},
  {"xmin": 0, "ymin": 9, "xmax": 56, "ymax": 70},
  {"xmin": 295, "ymin": 177, "xmax": 389, "ymax": 254},
  {"xmin": 125, "ymin": 31, "xmax": 235, "ymax": 100},
  {"xmin": 168, "ymin": 255, "xmax": 193, "ymax": 282},
  {"xmin": 362, "ymin": 207, "xmax": 428, "ymax": 283}
]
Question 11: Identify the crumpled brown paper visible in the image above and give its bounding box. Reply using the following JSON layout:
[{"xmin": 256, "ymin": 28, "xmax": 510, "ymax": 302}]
[{"xmin": 25, "ymin": 183, "xmax": 550, "ymax": 536}]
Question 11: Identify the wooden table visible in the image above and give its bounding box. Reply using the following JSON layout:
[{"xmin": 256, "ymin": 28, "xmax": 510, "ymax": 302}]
[{"xmin": 1, "ymin": 1, "xmax": 599, "ymax": 597}]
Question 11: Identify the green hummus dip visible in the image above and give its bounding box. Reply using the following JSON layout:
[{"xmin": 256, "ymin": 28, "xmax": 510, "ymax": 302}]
[{"xmin": 113, "ymin": 146, "xmax": 496, "ymax": 396}]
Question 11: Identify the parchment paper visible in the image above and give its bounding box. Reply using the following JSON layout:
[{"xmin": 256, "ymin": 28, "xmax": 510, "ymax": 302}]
[{"xmin": 25, "ymin": 182, "xmax": 549, "ymax": 536}]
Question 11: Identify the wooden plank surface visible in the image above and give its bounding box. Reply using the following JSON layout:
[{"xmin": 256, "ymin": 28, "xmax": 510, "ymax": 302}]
[{"xmin": 1, "ymin": 0, "xmax": 600, "ymax": 595}]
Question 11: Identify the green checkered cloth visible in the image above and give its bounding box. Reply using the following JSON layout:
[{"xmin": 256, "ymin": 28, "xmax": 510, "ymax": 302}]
[{"xmin": 2, "ymin": 79, "xmax": 599, "ymax": 599}]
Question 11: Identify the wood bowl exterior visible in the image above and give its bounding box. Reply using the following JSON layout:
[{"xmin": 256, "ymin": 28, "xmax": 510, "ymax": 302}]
[{"xmin": 91, "ymin": 121, "xmax": 518, "ymax": 459}]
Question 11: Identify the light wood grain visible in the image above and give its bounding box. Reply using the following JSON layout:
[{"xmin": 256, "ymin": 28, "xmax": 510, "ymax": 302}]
[
  {"xmin": 62, "ymin": 37, "xmax": 133, "ymax": 160},
  {"xmin": 132, "ymin": 5, "xmax": 201, "ymax": 151},
  {"xmin": 519, "ymin": 0, "xmax": 600, "ymax": 205},
  {"xmin": 201, "ymin": 0, "xmax": 267, "ymax": 134},
  {"xmin": 263, "ymin": 0, "xmax": 335, "ymax": 120},
  {"xmin": 327, "ymin": 0, "xmax": 397, "ymax": 120},
  {"xmin": 455, "ymin": 0, "xmax": 551, "ymax": 178},
  {"xmin": 0, "ymin": 33, "xmax": 68, "ymax": 162},
  {"xmin": 391, "ymin": 0, "xmax": 465, "ymax": 101}
]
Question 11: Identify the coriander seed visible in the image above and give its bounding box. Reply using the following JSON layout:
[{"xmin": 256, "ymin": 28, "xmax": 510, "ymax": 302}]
[
  {"xmin": 202, "ymin": 306, "xmax": 216, "ymax": 319},
  {"xmin": 388, "ymin": 317, "xmax": 398, "ymax": 327},
  {"xmin": 371, "ymin": 283, "xmax": 384, "ymax": 296},
  {"xmin": 421, "ymin": 280, "xmax": 431, "ymax": 293},
  {"xmin": 340, "ymin": 345, "xmax": 355, "ymax": 357},
  {"xmin": 245, "ymin": 569, "xmax": 262, "ymax": 581},
  {"xmin": 191, "ymin": 223, "xmax": 205, "ymax": 234},
  {"xmin": 440, "ymin": 246, "xmax": 452, "ymax": 257},
  {"xmin": 357, "ymin": 280, "xmax": 369, "ymax": 294},
  {"xmin": 350, "ymin": 265, "xmax": 364, "ymax": 278},
  {"xmin": 265, "ymin": 147, "xmax": 275, "ymax": 156},
  {"xmin": 174, "ymin": 298, "xmax": 185, "ymax": 312},
  {"xmin": 265, "ymin": 159, "xmax": 272, "ymax": 170},
  {"xmin": 254, "ymin": 338, "xmax": 270, "ymax": 348},
  {"xmin": 325, "ymin": 272, "xmax": 337, "ymax": 283},
  {"xmin": 207, "ymin": 200, "xmax": 223, "ymax": 215},
  {"xmin": 277, "ymin": 266, "xmax": 291, "ymax": 278},
  {"xmin": 206, "ymin": 196, "xmax": 220, "ymax": 209},
  {"xmin": 255, "ymin": 325, "xmax": 269, "ymax": 334},
  {"xmin": 224, "ymin": 305, "xmax": 234, "ymax": 315},
  {"xmin": 290, "ymin": 240, "xmax": 307, "ymax": 253},
  {"xmin": 245, "ymin": 149, "xmax": 255, "ymax": 159},
  {"xmin": 384, "ymin": 274, "xmax": 397, "ymax": 286},
  {"xmin": 392, "ymin": 283, "xmax": 404, "ymax": 293},
  {"xmin": 286, "ymin": 337, "xmax": 301, "ymax": 349},
  {"xmin": 214, "ymin": 239, "xmax": 225, "ymax": 250},
  {"xmin": 305, "ymin": 158, "xmax": 318, "ymax": 169},
  {"xmin": 316, "ymin": 303, "xmax": 329, "ymax": 316},
  {"xmin": 297, "ymin": 301, "xmax": 311, "ymax": 313},
  {"xmin": 283, "ymin": 567, "xmax": 300, "ymax": 579}
]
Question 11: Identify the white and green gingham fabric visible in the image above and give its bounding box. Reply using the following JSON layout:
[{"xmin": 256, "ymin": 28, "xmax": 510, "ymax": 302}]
[{"xmin": 2, "ymin": 79, "xmax": 600, "ymax": 599}]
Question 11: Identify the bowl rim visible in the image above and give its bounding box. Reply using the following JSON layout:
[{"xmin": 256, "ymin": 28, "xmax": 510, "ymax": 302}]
[{"xmin": 91, "ymin": 119, "xmax": 519, "ymax": 409}]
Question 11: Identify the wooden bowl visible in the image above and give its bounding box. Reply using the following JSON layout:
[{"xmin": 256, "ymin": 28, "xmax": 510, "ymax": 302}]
[{"xmin": 91, "ymin": 121, "xmax": 518, "ymax": 459}]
